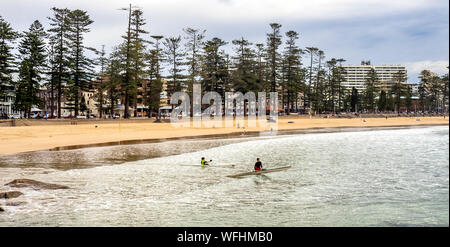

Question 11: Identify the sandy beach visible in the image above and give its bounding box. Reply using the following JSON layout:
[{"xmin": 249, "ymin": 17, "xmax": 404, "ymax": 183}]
[{"xmin": 0, "ymin": 116, "xmax": 448, "ymax": 155}]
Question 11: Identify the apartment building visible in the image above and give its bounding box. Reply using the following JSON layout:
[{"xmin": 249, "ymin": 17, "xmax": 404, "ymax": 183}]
[{"xmin": 341, "ymin": 61, "xmax": 407, "ymax": 92}]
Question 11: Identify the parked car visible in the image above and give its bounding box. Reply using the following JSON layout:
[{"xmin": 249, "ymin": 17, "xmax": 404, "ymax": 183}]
[
  {"xmin": 44, "ymin": 115, "xmax": 57, "ymax": 119},
  {"xmin": 9, "ymin": 113, "xmax": 21, "ymax": 119},
  {"xmin": 76, "ymin": 115, "xmax": 87, "ymax": 119},
  {"xmin": 30, "ymin": 113, "xmax": 43, "ymax": 119}
]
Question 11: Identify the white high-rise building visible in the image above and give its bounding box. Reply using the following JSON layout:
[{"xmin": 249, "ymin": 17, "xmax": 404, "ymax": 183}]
[{"xmin": 341, "ymin": 61, "xmax": 407, "ymax": 92}]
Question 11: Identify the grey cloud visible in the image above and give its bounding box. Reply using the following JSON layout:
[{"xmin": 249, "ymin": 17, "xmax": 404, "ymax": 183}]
[{"xmin": 1, "ymin": 0, "xmax": 448, "ymax": 80}]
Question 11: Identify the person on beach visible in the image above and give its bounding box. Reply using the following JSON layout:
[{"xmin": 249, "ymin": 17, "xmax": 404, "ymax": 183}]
[
  {"xmin": 201, "ymin": 157, "xmax": 211, "ymax": 167},
  {"xmin": 254, "ymin": 158, "xmax": 263, "ymax": 171}
]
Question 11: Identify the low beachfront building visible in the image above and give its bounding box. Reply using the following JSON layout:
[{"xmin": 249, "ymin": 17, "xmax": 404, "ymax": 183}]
[
  {"xmin": 0, "ymin": 86, "xmax": 15, "ymax": 117},
  {"xmin": 38, "ymin": 86, "xmax": 73, "ymax": 118},
  {"xmin": 0, "ymin": 84, "xmax": 22, "ymax": 118},
  {"xmin": 89, "ymin": 76, "xmax": 170, "ymax": 118}
]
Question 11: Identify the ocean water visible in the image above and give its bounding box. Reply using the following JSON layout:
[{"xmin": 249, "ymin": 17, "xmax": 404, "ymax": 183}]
[{"xmin": 0, "ymin": 125, "xmax": 448, "ymax": 226}]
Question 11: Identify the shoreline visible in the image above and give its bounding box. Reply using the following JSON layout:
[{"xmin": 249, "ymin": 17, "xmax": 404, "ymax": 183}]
[
  {"xmin": 0, "ymin": 116, "xmax": 448, "ymax": 155},
  {"xmin": 0, "ymin": 124, "xmax": 446, "ymax": 174},
  {"xmin": 47, "ymin": 123, "xmax": 447, "ymax": 152}
]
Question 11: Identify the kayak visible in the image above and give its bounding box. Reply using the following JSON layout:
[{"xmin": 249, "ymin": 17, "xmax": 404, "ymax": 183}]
[
  {"xmin": 227, "ymin": 166, "xmax": 291, "ymax": 178},
  {"xmin": 180, "ymin": 164, "xmax": 236, "ymax": 168}
]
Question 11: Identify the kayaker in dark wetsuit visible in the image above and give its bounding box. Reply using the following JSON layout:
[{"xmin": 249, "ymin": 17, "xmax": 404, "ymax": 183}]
[{"xmin": 254, "ymin": 158, "xmax": 263, "ymax": 171}]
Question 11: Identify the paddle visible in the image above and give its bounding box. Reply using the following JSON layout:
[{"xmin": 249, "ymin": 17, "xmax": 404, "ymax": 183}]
[
  {"xmin": 201, "ymin": 159, "xmax": 213, "ymax": 167},
  {"xmin": 197, "ymin": 160, "xmax": 237, "ymax": 168}
]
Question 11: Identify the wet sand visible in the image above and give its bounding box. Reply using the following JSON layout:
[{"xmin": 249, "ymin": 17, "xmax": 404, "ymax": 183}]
[{"xmin": 0, "ymin": 116, "xmax": 448, "ymax": 155}]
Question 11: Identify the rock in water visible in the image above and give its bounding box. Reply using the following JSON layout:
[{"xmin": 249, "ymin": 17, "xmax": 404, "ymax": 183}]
[
  {"xmin": 5, "ymin": 179, "xmax": 69, "ymax": 190},
  {"xmin": 0, "ymin": 207, "xmax": 4, "ymax": 212},
  {"xmin": 6, "ymin": 201, "xmax": 26, "ymax": 206},
  {"xmin": 0, "ymin": 191, "xmax": 23, "ymax": 199}
]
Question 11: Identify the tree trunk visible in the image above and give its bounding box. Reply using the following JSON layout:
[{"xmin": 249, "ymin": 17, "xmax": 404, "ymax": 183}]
[
  {"xmin": 124, "ymin": 88, "xmax": 129, "ymax": 118},
  {"xmin": 109, "ymin": 87, "xmax": 114, "ymax": 118},
  {"xmin": 50, "ymin": 80, "xmax": 55, "ymax": 118},
  {"xmin": 124, "ymin": 5, "xmax": 132, "ymax": 119}
]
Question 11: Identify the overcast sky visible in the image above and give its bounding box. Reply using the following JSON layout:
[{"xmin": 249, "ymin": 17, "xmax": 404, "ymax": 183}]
[{"xmin": 1, "ymin": 0, "xmax": 449, "ymax": 81}]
